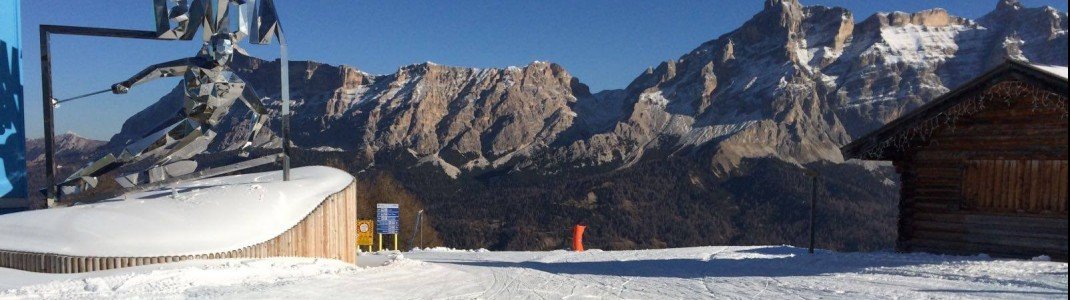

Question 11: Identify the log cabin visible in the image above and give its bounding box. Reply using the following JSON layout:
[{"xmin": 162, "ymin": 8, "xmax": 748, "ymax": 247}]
[{"xmin": 841, "ymin": 60, "xmax": 1068, "ymax": 261}]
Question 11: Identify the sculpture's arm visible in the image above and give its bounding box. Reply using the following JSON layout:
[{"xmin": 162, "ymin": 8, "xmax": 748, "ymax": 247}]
[
  {"xmin": 236, "ymin": 85, "xmax": 270, "ymax": 156},
  {"xmin": 112, "ymin": 57, "xmax": 194, "ymax": 94}
]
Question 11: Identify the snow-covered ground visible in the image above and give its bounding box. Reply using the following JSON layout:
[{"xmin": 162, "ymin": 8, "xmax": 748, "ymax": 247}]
[{"xmin": 1, "ymin": 246, "xmax": 1065, "ymax": 299}]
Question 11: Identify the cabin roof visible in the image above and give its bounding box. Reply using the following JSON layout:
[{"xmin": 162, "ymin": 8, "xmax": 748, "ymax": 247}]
[{"xmin": 841, "ymin": 60, "xmax": 1069, "ymax": 161}]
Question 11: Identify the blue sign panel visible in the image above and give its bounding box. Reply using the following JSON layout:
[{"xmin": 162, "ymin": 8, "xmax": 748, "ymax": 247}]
[
  {"xmin": 375, "ymin": 203, "xmax": 399, "ymax": 234},
  {"xmin": 1, "ymin": 0, "xmax": 28, "ymax": 208}
]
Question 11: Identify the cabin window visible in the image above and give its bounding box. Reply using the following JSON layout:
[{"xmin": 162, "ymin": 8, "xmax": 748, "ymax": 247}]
[{"xmin": 961, "ymin": 160, "xmax": 1068, "ymax": 215}]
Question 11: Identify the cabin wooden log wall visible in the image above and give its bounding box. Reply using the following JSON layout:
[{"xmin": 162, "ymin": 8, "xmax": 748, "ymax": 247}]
[
  {"xmin": 894, "ymin": 84, "xmax": 1068, "ymax": 261},
  {"xmin": 0, "ymin": 181, "xmax": 358, "ymax": 273}
]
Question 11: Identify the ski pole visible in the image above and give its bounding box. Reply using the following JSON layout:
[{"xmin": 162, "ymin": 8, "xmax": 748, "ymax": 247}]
[{"xmin": 52, "ymin": 88, "xmax": 111, "ymax": 106}]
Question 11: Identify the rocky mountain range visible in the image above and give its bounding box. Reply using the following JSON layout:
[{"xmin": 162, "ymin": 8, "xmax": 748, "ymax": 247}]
[
  {"xmin": 25, "ymin": 132, "xmax": 105, "ymax": 165},
  {"xmin": 109, "ymin": 0, "xmax": 1065, "ymax": 176},
  {"xmin": 53, "ymin": 0, "xmax": 1068, "ymax": 250}
]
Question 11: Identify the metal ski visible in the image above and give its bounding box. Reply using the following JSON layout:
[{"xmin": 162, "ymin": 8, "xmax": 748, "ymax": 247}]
[{"xmin": 72, "ymin": 153, "xmax": 284, "ymax": 205}]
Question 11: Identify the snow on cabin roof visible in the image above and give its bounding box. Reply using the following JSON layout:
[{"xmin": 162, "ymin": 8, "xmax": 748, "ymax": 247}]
[
  {"xmin": 0, "ymin": 166, "xmax": 353, "ymax": 257},
  {"xmin": 1029, "ymin": 63, "xmax": 1069, "ymax": 81}
]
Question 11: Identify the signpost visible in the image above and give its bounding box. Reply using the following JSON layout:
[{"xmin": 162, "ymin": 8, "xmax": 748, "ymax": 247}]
[
  {"xmin": 356, "ymin": 220, "xmax": 374, "ymax": 252},
  {"xmin": 376, "ymin": 203, "xmax": 400, "ymax": 251}
]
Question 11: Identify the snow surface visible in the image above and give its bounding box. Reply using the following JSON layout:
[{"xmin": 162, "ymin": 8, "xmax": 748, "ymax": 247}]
[
  {"xmin": 0, "ymin": 166, "xmax": 353, "ymax": 257},
  {"xmin": 1, "ymin": 246, "xmax": 1065, "ymax": 299},
  {"xmin": 1030, "ymin": 64, "xmax": 1069, "ymax": 81}
]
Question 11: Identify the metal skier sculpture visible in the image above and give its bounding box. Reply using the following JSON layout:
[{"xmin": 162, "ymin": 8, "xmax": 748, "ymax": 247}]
[{"xmin": 53, "ymin": 0, "xmax": 284, "ymax": 196}]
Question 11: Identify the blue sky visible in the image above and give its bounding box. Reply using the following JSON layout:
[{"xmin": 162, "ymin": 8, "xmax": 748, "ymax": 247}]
[{"xmin": 16, "ymin": 0, "xmax": 1069, "ymax": 140}]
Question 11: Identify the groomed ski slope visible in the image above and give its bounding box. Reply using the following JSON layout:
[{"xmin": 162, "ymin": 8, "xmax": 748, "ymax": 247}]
[{"xmin": 1, "ymin": 246, "xmax": 1065, "ymax": 299}]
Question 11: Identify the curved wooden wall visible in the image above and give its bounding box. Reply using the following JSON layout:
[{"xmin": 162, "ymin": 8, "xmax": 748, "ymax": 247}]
[{"xmin": 0, "ymin": 181, "xmax": 357, "ymax": 273}]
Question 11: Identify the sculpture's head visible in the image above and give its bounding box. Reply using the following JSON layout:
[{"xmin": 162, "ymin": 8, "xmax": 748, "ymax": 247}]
[
  {"xmin": 208, "ymin": 33, "xmax": 236, "ymax": 66},
  {"xmin": 167, "ymin": 0, "xmax": 190, "ymax": 23}
]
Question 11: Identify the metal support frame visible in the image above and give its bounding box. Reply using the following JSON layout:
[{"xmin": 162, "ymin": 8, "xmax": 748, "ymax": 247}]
[
  {"xmin": 39, "ymin": 25, "xmax": 163, "ymax": 206},
  {"xmin": 809, "ymin": 174, "xmax": 818, "ymax": 254},
  {"xmin": 39, "ymin": 24, "xmax": 291, "ymax": 205}
]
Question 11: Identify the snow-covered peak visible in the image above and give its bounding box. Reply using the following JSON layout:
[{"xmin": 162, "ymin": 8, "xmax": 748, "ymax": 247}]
[{"xmin": 764, "ymin": 0, "xmax": 801, "ymax": 11}]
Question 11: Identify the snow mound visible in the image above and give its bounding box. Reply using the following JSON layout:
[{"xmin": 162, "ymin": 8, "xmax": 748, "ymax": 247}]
[{"xmin": 0, "ymin": 166, "xmax": 353, "ymax": 257}]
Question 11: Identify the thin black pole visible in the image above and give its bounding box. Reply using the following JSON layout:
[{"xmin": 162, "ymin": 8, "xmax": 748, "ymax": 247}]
[
  {"xmin": 409, "ymin": 210, "xmax": 424, "ymax": 250},
  {"xmin": 39, "ymin": 28, "xmax": 57, "ymax": 206},
  {"xmin": 281, "ymin": 113, "xmax": 290, "ymax": 180},
  {"xmin": 279, "ymin": 41, "xmax": 290, "ymax": 181},
  {"xmin": 53, "ymin": 89, "xmax": 110, "ymax": 105},
  {"xmin": 809, "ymin": 174, "xmax": 818, "ymax": 254}
]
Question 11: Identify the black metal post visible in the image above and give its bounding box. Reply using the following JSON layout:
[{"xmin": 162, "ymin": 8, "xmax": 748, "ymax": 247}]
[
  {"xmin": 279, "ymin": 41, "xmax": 291, "ymax": 181},
  {"xmin": 39, "ymin": 28, "xmax": 56, "ymax": 206},
  {"xmin": 38, "ymin": 25, "xmax": 166, "ymax": 206},
  {"xmin": 40, "ymin": 25, "xmax": 160, "ymax": 40},
  {"xmin": 409, "ymin": 210, "xmax": 424, "ymax": 250},
  {"xmin": 282, "ymin": 114, "xmax": 290, "ymax": 180},
  {"xmin": 809, "ymin": 174, "xmax": 818, "ymax": 254}
]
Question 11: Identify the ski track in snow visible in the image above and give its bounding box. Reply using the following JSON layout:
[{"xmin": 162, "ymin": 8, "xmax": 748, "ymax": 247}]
[{"xmin": 0, "ymin": 246, "xmax": 1066, "ymax": 299}]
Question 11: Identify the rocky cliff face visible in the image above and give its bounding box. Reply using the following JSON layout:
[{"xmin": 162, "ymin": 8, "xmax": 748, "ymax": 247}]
[{"xmin": 104, "ymin": 0, "xmax": 1066, "ymax": 178}]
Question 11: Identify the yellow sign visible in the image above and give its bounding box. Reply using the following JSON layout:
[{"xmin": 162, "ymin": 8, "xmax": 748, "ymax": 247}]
[{"xmin": 357, "ymin": 220, "xmax": 374, "ymax": 246}]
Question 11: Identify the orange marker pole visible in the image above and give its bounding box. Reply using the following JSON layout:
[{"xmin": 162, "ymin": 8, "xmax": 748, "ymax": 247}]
[{"xmin": 572, "ymin": 224, "xmax": 586, "ymax": 252}]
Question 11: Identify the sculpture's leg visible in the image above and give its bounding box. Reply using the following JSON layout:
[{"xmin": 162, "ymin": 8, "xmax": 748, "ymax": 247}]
[
  {"xmin": 117, "ymin": 122, "xmax": 217, "ymax": 187},
  {"xmin": 111, "ymin": 119, "xmax": 197, "ymax": 188},
  {"xmin": 238, "ymin": 113, "xmax": 266, "ymax": 157},
  {"xmin": 54, "ymin": 153, "xmax": 121, "ymax": 196},
  {"xmin": 118, "ymin": 120, "xmax": 186, "ymax": 161},
  {"xmin": 53, "ymin": 118, "xmax": 189, "ymax": 195}
]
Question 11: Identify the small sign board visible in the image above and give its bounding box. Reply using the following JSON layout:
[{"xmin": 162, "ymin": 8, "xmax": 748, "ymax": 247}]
[
  {"xmin": 356, "ymin": 220, "xmax": 374, "ymax": 246},
  {"xmin": 376, "ymin": 203, "xmax": 400, "ymax": 234}
]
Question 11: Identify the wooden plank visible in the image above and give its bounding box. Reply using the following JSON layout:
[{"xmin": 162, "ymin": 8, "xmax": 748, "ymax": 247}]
[
  {"xmin": 909, "ymin": 238, "xmax": 1067, "ymax": 259},
  {"xmin": 1059, "ymin": 161, "xmax": 1068, "ymax": 213},
  {"xmin": 915, "ymin": 149, "xmax": 1068, "ymax": 161},
  {"xmin": 910, "ymin": 231, "xmax": 1068, "ymax": 252},
  {"xmin": 911, "ymin": 220, "xmax": 1067, "ymax": 239},
  {"xmin": 934, "ymin": 124, "xmax": 1067, "ymax": 138},
  {"xmin": 1027, "ymin": 160, "xmax": 1038, "ymax": 211},
  {"xmin": 913, "ymin": 212, "xmax": 1069, "ymax": 227},
  {"xmin": 923, "ymin": 138, "xmax": 1069, "ymax": 151}
]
